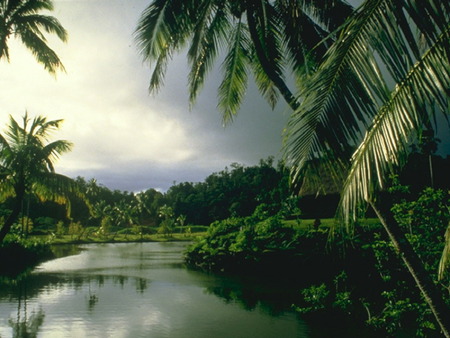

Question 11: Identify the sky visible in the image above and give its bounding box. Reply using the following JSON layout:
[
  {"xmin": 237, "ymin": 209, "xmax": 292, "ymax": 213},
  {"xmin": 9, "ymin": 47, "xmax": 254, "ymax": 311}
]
[{"xmin": 0, "ymin": 0, "xmax": 290, "ymax": 193}]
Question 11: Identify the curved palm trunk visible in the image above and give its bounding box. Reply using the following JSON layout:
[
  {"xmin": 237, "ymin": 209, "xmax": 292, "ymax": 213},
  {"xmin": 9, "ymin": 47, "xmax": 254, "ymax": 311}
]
[
  {"xmin": 370, "ymin": 201, "xmax": 450, "ymax": 337},
  {"xmin": 0, "ymin": 187, "xmax": 25, "ymax": 243}
]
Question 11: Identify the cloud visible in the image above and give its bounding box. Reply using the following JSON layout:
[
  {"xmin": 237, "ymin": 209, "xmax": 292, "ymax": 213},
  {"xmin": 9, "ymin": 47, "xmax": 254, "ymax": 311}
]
[{"xmin": 0, "ymin": 0, "xmax": 290, "ymax": 192}]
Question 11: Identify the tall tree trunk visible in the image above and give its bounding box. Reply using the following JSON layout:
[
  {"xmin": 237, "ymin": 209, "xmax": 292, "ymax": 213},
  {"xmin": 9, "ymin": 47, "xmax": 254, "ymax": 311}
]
[
  {"xmin": 0, "ymin": 188, "xmax": 25, "ymax": 243},
  {"xmin": 370, "ymin": 201, "xmax": 450, "ymax": 337}
]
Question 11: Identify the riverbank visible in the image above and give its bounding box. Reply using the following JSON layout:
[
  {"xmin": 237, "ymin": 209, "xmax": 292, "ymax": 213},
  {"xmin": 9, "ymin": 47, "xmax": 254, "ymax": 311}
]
[
  {"xmin": 184, "ymin": 213, "xmax": 450, "ymax": 337},
  {"xmin": 0, "ymin": 232, "xmax": 205, "ymax": 277},
  {"xmin": 0, "ymin": 238, "xmax": 54, "ymax": 277}
]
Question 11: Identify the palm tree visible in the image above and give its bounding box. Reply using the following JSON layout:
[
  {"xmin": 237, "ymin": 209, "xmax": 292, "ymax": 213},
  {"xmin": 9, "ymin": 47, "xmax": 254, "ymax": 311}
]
[
  {"xmin": 0, "ymin": 0, "xmax": 67, "ymax": 74},
  {"xmin": 0, "ymin": 113, "xmax": 79, "ymax": 242},
  {"xmin": 136, "ymin": 0, "xmax": 450, "ymax": 333},
  {"xmin": 284, "ymin": 0, "xmax": 450, "ymax": 335},
  {"xmin": 135, "ymin": 0, "xmax": 353, "ymax": 123}
]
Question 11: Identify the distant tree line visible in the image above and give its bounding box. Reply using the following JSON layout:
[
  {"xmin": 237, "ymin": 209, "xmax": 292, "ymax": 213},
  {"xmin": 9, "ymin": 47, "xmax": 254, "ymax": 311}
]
[{"xmin": 1, "ymin": 152, "xmax": 449, "ymax": 238}]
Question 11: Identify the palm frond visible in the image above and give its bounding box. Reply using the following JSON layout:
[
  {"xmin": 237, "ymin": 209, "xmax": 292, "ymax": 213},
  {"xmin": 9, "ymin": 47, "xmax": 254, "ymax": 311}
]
[
  {"xmin": 250, "ymin": 54, "xmax": 279, "ymax": 110},
  {"xmin": 135, "ymin": 0, "xmax": 194, "ymax": 92},
  {"xmin": 276, "ymin": 0, "xmax": 352, "ymax": 70},
  {"xmin": 284, "ymin": 0, "xmax": 418, "ymax": 193},
  {"xmin": 148, "ymin": 45, "xmax": 171, "ymax": 92},
  {"xmin": 217, "ymin": 19, "xmax": 249, "ymax": 124},
  {"xmin": 187, "ymin": 0, "xmax": 215, "ymax": 63},
  {"xmin": 188, "ymin": 1, "xmax": 229, "ymax": 106},
  {"xmin": 32, "ymin": 172, "xmax": 79, "ymax": 216},
  {"xmin": 339, "ymin": 25, "xmax": 450, "ymax": 225},
  {"xmin": 18, "ymin": 27, "xmax": 64, "ymax": 74},
  {"xmin": 10, "ymin": 0, "xmax": 54, "ymax": 18},
  {"xmin": 41, "ymin": 139, "xmax": 73, "ymax": 168},
  {"xmin": 16, "ymin": 14, "xmax": 68, "ymax": 42}
]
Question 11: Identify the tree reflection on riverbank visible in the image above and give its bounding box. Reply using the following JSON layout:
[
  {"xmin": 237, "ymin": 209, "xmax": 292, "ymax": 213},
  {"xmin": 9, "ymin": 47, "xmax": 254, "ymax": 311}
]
[{"xmin": 0, "ymin": 243, "xmax": 309, "ymax": 338}]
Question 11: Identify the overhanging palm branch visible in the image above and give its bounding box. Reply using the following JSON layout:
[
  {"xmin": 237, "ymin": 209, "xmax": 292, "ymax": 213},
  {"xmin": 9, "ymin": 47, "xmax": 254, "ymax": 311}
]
[
  {"xmin": 283, "ymin": 1, "xmax": 450, "ymax": 332},
  {"xmin": 284, "ymin": 1, "xmax": 391, "ymax": 186},
  {"xmin": 187, "ymin": 1, "xmax": 230, "ymax": 106},
  {"xmin": 134, "ymin": 0, "xmax": 196, "ymax": 92},
  {"xmin": 340, "ymin": 25, "xmax": 450, "ymax": 226},
  {"xmin": 135, "ymin": 0, "xmax": 355, "ymax": 122},
  {"xmin": 285, "ymin": 0, "xmax": 449, "ymax": 205},
  {"xmin": 218, "ymin": 19, "xmax": 249, "ymax": 124},
  {"xmin": 0, "ymin": 0, "xmax": 67, "ymax": 74}
]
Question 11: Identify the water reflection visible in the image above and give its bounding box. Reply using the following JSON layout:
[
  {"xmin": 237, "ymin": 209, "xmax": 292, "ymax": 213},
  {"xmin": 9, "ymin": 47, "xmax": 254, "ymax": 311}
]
[
  {"xmin": 8, "ymin": 283, "xmax": 45, "ymax": 338},
  {"xmin": 0, "ymin": 242, "xmax": 309, "ymax": 338}
]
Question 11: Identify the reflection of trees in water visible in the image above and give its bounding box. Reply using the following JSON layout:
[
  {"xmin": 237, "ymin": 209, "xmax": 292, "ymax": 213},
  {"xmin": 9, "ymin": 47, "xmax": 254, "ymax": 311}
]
[
  {"xmin": 9, "ymin": 308, "xmax": 45, "ymax": 338},
  {"xmin": 1, "ymin": 273, "xmax": 151, "ymax": 316},
  {"xmin": 135, "ymin": 278, "xmax": 148, "ymax": 294},
  {"xmin": 8, "ymin": 282, "xmax": 45, "ymax": 338},
  {"xmin": 205, "ymin": 280, "xmax": 300, "ymax": 317},
  {"xmin": 113, "ymin": 275, "xmax": 128, "ymax": 289}
]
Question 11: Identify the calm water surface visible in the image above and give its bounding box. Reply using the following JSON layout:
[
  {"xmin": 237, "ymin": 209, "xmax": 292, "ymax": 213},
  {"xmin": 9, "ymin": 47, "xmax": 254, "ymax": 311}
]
[{"xmin": 0, "ymin": 242, "xmax": 310, "ymax": 337}]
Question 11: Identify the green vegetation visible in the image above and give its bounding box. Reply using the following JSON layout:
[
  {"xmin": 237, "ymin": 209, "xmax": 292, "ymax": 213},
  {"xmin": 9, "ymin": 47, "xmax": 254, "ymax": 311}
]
[
  {"xmin": 0, "ymin": 0, "xmax": 67, "ymax": 74},
  {"xmin": 135, "ymin": 0, "xmax": 351, "ymax": 122},
  {"xmin": 136, "ymin": 0, "xmax": 450, "ymax": 335},
  {"xmin": 0, "ymin": 0, "xmax": 449, "ymax": 335},
  {"xmin": 0, "ymin": 113, "xmax": 82, "ymax": 243},
  {"xmin": 0, "ymin": 236, "xmax": 53, "ymax": 276},
  {"xmin": 185, "ymin": 185, "xmax": 450, "ymax": 336}
]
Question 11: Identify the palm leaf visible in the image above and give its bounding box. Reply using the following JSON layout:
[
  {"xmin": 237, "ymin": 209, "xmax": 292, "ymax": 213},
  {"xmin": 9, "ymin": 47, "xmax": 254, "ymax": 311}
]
[
  {"xmin": 246, "ymin": 0, "xmax": 292, "ymax": 107},
  {"xmin": 188, "ymin": 1, "xmax": 229, "ymax": 106},
  {"xmin": 134, "ymin": 0, "xmax": 194, "ymax": 92},
  {"xmin": 284, "ymin": 0, "xmax": 426, "ymax": 193},
  {"xmin": 250, "ymin": 52, "xmax": 279, "ymax": 110},
  {"xmin": 18, "ymin": 27, "xmax": 65, "ymax": 74},
  {"xmin": 32, "ymin": 172, "xmax": 80, "ymax": 216},
  {"xmin": 41, "ymin": 139, "xmax": 73, "ymax": 169},
  {"xmin": 339, "ymin": 24, "xmax": 450, "ymax": 225},
  {"xmin": 16, "ymin": 14, "xmax": 67, "ymax": 42},
  {"xmin": 217, "ymin": 19, "xmax": 249, "ymax": 124}
]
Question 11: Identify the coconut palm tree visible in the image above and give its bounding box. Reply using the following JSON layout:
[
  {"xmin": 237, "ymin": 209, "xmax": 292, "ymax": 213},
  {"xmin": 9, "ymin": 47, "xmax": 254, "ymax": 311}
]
[
  {"xmin": 136, "ymin": 0, "xmax": 450, "ymax": 334},
  {"xmin": 284, "ymin": 0, "xmax": 450, "ymax": 335},
  {"xmin": 135, "ymin": 0, "xmax": 353, "ymax": 123},
  {"xmin": 0, "ymin": 0, "xmax": 67, "ymax": 74},
  {"xmin": 0, "ymin": 113, "xmax": 79, "ymax": 242}
]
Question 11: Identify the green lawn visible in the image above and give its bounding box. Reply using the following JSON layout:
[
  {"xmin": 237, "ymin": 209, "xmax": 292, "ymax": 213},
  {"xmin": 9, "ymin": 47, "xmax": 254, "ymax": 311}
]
[
  {"xmin": 284, "ymin": 217, "xmax": 381, "ymax": 230},
  {"xmin": 28, "ymin": 218, "xmax": 381, "ymax": 245}
]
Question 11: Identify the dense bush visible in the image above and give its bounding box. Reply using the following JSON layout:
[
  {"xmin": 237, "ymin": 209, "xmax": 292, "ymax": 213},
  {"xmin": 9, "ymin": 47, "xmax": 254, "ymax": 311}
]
[
  {"xmin": 185, "ymin": 187, "xmax": 450, "ymax": 336},
  {"xmin": 294, "ymin": 187, "xmax": 450, "ymax": 337}
]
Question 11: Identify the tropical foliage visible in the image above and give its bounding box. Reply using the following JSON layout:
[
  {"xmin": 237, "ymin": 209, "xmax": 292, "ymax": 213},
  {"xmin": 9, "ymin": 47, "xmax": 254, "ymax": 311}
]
[
  {"xmin": 279, "ymin": 0, "xmax": 450, "ymax": 334},
  {"xmin": 0, "ymin": 0, "xmax": 67, "ymax": 74},
  {"xmin": 186, "ymin": 185, "xmax": 450, "ymax": 336},
  {"xmin": 134, "ymin": 0, "xmax": 353, "ymax": 123},
  {"xmin": 0, "ymin": 113, "xmax": 78, "ymax": 242},
  {"xmin": 284, "ymin": 0, "xmax": 450, "ymax": 225},
  {"xmin": 136, "ymin": 0, "xmax": 450, "ymax": 334}
]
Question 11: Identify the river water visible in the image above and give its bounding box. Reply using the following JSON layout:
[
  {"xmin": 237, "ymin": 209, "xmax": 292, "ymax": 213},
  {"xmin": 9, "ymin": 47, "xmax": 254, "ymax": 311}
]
[{"xmin": 0, "ymin": 242, "xmax": 311, "ymax": 337}]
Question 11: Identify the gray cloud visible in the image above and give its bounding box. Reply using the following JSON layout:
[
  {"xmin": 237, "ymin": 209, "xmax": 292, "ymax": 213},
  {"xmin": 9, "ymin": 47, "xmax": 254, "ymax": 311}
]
[{"xmin": 0, "ymin": 0, "xmax": 290, "ymax": 193}]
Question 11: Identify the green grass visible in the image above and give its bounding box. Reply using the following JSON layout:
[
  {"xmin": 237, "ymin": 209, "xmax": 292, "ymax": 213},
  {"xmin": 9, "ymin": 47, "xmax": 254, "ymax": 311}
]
[
  {"xmin": 30, "ymin": 232, "xmax": 206, "ymax": 245},
  {"xmin": 283, "ymin": 217, "xmax": 381, "ymax": 230},
  {"xmin": 28, "ymin": 219, "xmax": 381, "ymax": 245}
]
